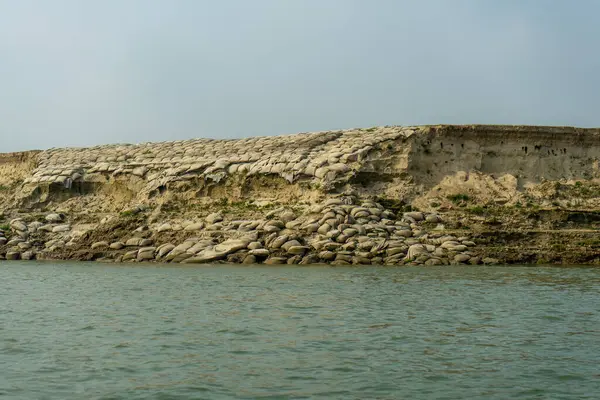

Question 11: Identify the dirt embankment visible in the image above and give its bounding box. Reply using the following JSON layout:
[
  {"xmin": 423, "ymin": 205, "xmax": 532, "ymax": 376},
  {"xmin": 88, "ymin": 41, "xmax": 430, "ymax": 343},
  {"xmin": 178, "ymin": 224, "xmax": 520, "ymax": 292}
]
[{"xmin": 1, "ymin": 125, "xmax": 600, "ymax": 265}]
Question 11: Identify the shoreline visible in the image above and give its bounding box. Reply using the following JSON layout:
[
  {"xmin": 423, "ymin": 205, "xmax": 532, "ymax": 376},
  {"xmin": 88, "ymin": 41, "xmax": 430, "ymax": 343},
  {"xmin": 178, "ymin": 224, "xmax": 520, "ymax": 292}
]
[{"xmin": 2, "ymin": 124, "xmax": 600, "ymax": 266}]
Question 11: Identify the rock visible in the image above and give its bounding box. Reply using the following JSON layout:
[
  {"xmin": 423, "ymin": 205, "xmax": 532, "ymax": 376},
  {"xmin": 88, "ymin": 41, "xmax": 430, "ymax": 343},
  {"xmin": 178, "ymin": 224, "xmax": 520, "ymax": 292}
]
[
  {"xmin": 287, "ymin": 246, "xmax": 308, "ymax": 255},
  {"xmin": 281, "ymin": 239, "xmax": 302, "ymax": 251},
  {"xmin": 165, "ymin": 241, "xmax": 196, "ymax": 261},
  {"xmin": 303, "ymin": 223, "xmax": 319, "ymax": 233},
  {"xmin": 280, "ymin": 211, "xmax": 296, "ymax": 223},
  {"xmin": 404, "ymin": 212, "xmax": 424, "ymax": 221},
  {"xmin": 110, "ymin": 242, "xmax": 125, "ymax": 250},
  {"xmin": 441, "ymin": 241, "xmax": 461, "ymax": 249},
  {"xmin": 184, "ymin": 239, "xmax": 250, "ymax": 264},
  {"xmin": 322, "ymin": 242, "xmax": 342, "ymax": 251},
  {"xmin": 37, "ymin": 225, "xmax": 55, "ymax": 232},
  {"xmin": 91, "ymin": 241, "xmax": 109, "ymax": 250},
  {"xmin": 263, "ymin": 225, "xmax": 280, "ymax": 233},
  {"xmin": 247, "ymin": 241, "xmax": 263, "ymax": 250},
  {"xmin": 299, "ymin": 254, "xmax": 320, "ymax": 264},
  {"xmin": 317, "ymin": 223, "xmax": 332, "ymax": 235},
  {"xmin": 126, "ymin": 238, "xmax": 144, "ymax": 247},
  {"xmin": 249, "ymin": 249, "xmax": 270, "ymax": 258},
  {"xmin": 184, "ymin": 222, "xmax": 205, "ymax": 231},
  {"xmin": 469, "ymin": 256, "xmax": 482, "ymax": 265},
  {"xmin": 335, "ymin": 253, "xmax": 353, "ymax": 263},
  {"xmin": 287, "ymin": 255, "xmax": 302, "ymax": 264},
  {"xmin": 137, "ymin": 247, "xmax": 156, "ymax": 261},
  {"xmin": 319, "ymin": 251, "xmax": 336, "ymax": 261},
  {"xmin": 205, "ymin": 213, "xmax": 223, "ymax": 224},
  {"xmin": 270, "ymin": 235, "xmax": 289, "ymax": 249},
  {"xmin": 425, "ymin": 258, "xmax": 443, "ymax": 266},
  {"xmin": 425, "ymin": 214, "xmax": 442, "ymax": 223},
  {"xmin": 52, "ymin": 224, "xmax": 71, "ymax": 233},
  {"xmin": 140, "ymin": 238, "xmax": 154, "ymax": 246},
  {"xmin": 387, "ymin": 247, "xmax": 406, "ymax": 257},
  {"xmin": 352, "ymin": 256, "xmax": 371, "ymax": 265},
  {"xmin": 156, "ymin": 223, "xmax": 172, "ymax": 232},
  {"xmin": 45, "ymin": 213, "xmax": 64, "ymax": 223},
  {"xmin": 17, "ymin": 242, "xmax": 32, "ymax": 250},
  {"xmin": 416, "ymin": 254, "xmax": 431, "ymax": 263},
  {"xmin": 28, "ymin": 222, "xmax": 44, "ymax": 232},
  {"xmin": 406, "ymin": 244, "xmax": 428, "ymax": 260},
  {"xmin": 132, "ymin": 166, "xmax": 148, "ymax": 177},
  {"xmin": 10, "ymin": 220, "xmax": 27, "ymax": 232},
  {"xmin": 454, "ymin": 254, "xmax": 471, "ymax": 263},
  {"xmin": 157, "ymin": 244, "xmax": 176, "ymax": 258},
  {"xmin": 242, "ymin": 255, "xmax": 257, "ymax": 264},
  {"xmin": 264, "ymin": 257, "xmax": 288, "ymax": 265}
]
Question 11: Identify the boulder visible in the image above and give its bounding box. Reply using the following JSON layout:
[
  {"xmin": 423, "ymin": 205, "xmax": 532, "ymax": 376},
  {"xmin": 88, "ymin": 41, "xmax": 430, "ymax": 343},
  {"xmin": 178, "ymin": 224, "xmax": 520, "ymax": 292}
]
[
  {"xmin": 10, "ymin": 220, "xmax": 27, "ymax": 232},
  {"xmin": 242, "ymin": 255, "xmax": 257, "ymax": 264},
  {"xmin": 287, "ymin": 246, "xmax": 308, "ymax": 255},
  {"xmin": 45, "ymin": 213, "xmax": 64, "ymax": 223},
  {"xmin": 280, "ymin": 211, "xmax": 296, "ymax": 223},
  {"xmin": 52, "ymin": 225, "xmax": 71, "ymax": 233},
  {"xmin": 249, "ymin": 249, "xmax": 270, "ymax": 258},
  {"xmin": 126, "ymin": 238, "xmax": 144, "ymax": 247},
  {"xmin": 17, "ymin": 242, "xmax": 32, "ymax": 250},
  {"xmin": 205, "ymin": 213, "xmax": 223, "ymax": 224},
  {"xmin": 157, "ymin": 244, "xmax": 176, "ymax": 258},
  {"xmin": 425, "ymin": 214, "xmax": 442, "ymax": 223},
  {"xmin": 247, "ymin": 242, "xmax": 262, "ymax": 250},
  {"xmin": 454, "ymin": 254, "xmax": 471, "ymax": 263},
  {"xmin": 406, "ymin": 244, "xmax": 428, "ymax": 260},
  {"xmin": 132, "ymin": 166, "xmax": 148, "ymax": 177},
  {"xmin": 91, "ymin": 241, "xmax": 109, "ymax": 250},
  {"xmin": 184, "ymin": 239, "xmax": 249, "ymax": 264},
  {"xmin": 184, "ymin": 222, "xmax": 205, "ymax": 231},
  {"xmin": 156, "ymin": 223, "xmax": 172, "ymax": 232},
  {"xmin": 270, "ymin": 235, "xmax": 289, "ymax": 249},
  {"xmin": 264, "ymin": 257, "xmax": 288, "ymax": 265},
  {"xmin": 137, "ymin": 247, "xmax": 157, "ymax": 261},
  {"xmin": 404, "ymin": 212, "xmax": 424, "ymax": 221},
  {"xmin": 122, "ymin": 250, "xmax": 139, "ymax": 261},
  {"xmin": 165, "ymin": 241, "xmax": 196, "ymax": 261},
  {"xmin": 281, "ymin": 240, "xmax": 302, "ymax": 252}
]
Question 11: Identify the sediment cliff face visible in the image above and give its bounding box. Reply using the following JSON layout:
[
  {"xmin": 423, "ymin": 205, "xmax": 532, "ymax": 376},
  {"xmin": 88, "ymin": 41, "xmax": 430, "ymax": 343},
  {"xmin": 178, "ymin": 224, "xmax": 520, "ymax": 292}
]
[{"xmin": 2, "ymin": 125, "xmax": 600, "ymax": 265}]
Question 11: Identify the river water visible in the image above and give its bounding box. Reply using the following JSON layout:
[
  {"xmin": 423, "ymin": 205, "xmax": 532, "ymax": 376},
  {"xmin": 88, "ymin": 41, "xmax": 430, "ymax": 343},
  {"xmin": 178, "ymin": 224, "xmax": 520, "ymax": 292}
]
[{"xmin": 0, "ymin": 262, "xmax": 599, "ymax": 399}]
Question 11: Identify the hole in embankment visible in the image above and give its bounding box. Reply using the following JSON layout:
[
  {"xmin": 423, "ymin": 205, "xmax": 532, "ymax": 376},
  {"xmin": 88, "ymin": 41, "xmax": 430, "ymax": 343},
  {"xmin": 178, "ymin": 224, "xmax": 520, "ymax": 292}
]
[{"xmin": 523, "ymin": 146, "xmax": 528, "ymax": 154}]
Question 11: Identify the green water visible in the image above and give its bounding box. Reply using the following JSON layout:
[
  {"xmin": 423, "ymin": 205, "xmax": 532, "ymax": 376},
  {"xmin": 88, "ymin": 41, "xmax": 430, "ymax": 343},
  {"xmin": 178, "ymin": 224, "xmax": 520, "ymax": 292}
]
[{"xmin": 0, "ymin": 262, "xmax": 599, "ymax": 399}]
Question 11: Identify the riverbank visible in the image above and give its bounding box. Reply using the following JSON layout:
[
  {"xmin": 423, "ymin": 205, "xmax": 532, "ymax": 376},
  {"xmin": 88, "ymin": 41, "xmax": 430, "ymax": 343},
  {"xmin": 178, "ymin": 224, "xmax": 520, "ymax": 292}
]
[{"xmin": 2, "ymin": 124, "xmax": 600, "ymax": 265}]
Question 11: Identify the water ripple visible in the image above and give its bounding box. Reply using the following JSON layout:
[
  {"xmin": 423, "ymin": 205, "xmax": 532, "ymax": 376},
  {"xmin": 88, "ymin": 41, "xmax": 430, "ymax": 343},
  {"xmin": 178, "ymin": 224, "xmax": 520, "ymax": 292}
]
[{"xmin": 1, "ymin": 263, "xmax": 600, "ymax": 399}]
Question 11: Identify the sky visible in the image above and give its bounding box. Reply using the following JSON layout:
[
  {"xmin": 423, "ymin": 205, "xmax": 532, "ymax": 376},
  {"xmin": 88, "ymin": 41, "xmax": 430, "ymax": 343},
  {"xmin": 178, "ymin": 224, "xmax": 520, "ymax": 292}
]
[{"xmin": 1, "ymin": 0, "xmax": 599, "ymax": 152}]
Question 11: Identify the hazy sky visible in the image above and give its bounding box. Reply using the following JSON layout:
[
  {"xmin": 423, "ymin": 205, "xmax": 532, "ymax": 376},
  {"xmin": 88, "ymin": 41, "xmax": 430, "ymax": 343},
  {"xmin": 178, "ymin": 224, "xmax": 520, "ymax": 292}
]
[{"xmin": 1, "ymin": 0, "xmax": 599, "ymax": 151}]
